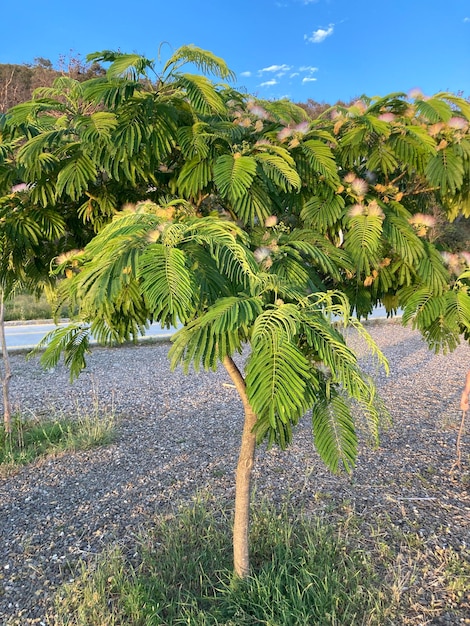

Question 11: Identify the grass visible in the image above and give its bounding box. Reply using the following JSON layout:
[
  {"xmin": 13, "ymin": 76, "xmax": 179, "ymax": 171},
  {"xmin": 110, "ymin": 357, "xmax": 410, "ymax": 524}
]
[
  {"xmin": 51, "ymin": 498, "xmax": 398, "ymax": 626},
  {"xmin": 47, "ymin": 496, "xmax": 470, "ymax": 626},
  {"xmin": 0, "ymin": 409, "xmax": 116, "ymax": 475}
]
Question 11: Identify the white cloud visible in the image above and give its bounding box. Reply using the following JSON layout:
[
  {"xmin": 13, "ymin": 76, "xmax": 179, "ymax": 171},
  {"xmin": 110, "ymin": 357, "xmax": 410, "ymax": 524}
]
[
  {"xmin": 305, "ymin": 24, "xmax": 334, "ymax": 43},
  {"xmin": 260, "ymin": 64, "xmax": 292, "ymax": 73},
  {"xmin": 240, "ymin": 71, "xmax": 252, "ymax": 77},
  {"xmin": 302, "ymin": 77, "xmax": 317, "ymax": 83},
  {"xmin": 260, "ymin": 79, "xmax": 278, "ymax": 87},
  {"xmin": 290, "ymin": 72, "xmax": 300, "ymax": 78},
  {"xmin": 299, "ymin": 65, "xmax": 318, "ymax": 73}
]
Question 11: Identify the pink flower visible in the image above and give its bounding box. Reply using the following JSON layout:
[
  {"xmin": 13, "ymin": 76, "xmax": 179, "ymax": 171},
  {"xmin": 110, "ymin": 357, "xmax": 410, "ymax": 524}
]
[
  {"xmin": 460, "ymin": 251, "xmax": 470, "ymax": 266},
  {"xmin": 350, "ymin": 178, "xmax": 369, "ymax": 197},
  {"xmin": 445, "ymin": 253, "xmax": 462, "ymax": 274},
  {"xmin": 56, "ymin": 249, "xmax": 82, "ymax": 264},
  {"xmin": 277, "ymin": 127, "xmax": 293, "ymax": 141},
  {"xmin": 294, "ymin": 121, "xmax": 310, "ymax": 134},
  {"xmin": 343, "ymin": 172, "xmax": 356, "ymax": 184},
  {"xmin": 352, "ymin": 100, "xmax": 367, "ymax": 113},
  {"xmin": 265, "ymin": 215, "xmax": 278, "ymax": 227},
  {"xmin": 348, "ymin": 204, "xmax": 365, "ymax": 217},
  {"xmin": 428, "ymin": 123, "xmax": 445, "ymax": 136},
  {"xmin": 409, "ymin": 213, "xmax": 436, "ymax": 228},
  {"xmin": 448, "ymin": 117, "xmax": 468, "ymax": 130},
  {"xmin": 367, "ymin": 201, "xmax": 384, "ymax": 218},
  {"xmin": 254, "ymin": 247, "xmax": 272, "ymax": 263},
  {"xmin": 378, "ymin": 113, "xmax": 396, "ymax": 122},
  {"xmin": 408, "ymin": 88, "xmax": 424, "ymax": 99},
  {"xmin": 440, "ymin": 251, "xmax": 451, "ymax": 265},
  {"xmin": 250, "ymin": 105, "xmax": 270, "ymax": 120},
  {"xmin": 11, "ymin": 183, "xmax": 28, "ymax": 193}
]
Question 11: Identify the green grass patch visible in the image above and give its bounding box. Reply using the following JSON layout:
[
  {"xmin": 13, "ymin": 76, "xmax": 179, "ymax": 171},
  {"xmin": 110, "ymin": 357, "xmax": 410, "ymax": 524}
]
[
  {"xmin": 51, "ymin": 498, "xmax": 396, "ymax": 626},
  {"xmin": 0, "ymin": 410, "xmax": 116, "ymax": 474}
]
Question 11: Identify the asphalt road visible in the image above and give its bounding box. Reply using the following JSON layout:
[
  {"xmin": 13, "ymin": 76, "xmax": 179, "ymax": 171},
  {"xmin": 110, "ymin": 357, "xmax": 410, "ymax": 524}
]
[
  {"xmin": 3, "ymin": 321, "xmax": 177, "ymax": 350},
  {"xmin": 4, "ymin": 305, "xmax": 398, "ymax": 351}
]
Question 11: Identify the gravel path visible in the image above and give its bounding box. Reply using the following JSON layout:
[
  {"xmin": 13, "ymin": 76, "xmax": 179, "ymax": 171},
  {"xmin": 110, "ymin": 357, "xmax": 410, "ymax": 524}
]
[{"xmin": 0, "ymin": 321, "xmax": 469, "ymax": 625}]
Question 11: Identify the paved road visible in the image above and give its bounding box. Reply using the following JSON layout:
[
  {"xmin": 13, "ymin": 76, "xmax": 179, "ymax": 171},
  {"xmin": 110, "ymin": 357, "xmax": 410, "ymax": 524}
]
[
  {"xmin": 4, "ymin": 305, "xmax": 400, "ymax": 351},
  {"xmin": 3, "ymin": 321, "xmax": 177, "ymax": 350}
]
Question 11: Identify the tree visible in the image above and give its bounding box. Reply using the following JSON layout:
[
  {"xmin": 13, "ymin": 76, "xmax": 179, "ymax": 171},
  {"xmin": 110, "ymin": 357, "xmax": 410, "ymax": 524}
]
[
  {"xmin": 0, "ymin": 184, "xmax": 64, "ymax": 432},
  {"xmin": 6, "ymin": 48, "xmax": 470, "ymax": 576},
  {"xmin": 316, "ymin": 92, "xmax": 470, "ymax": 345},
  {"xmin": 39, "ymin": 205, "xmax": 387, "ymax": 577},
  {"xmin": 0, "ymin": 59, "xmax": 105, "ymax": 431}
]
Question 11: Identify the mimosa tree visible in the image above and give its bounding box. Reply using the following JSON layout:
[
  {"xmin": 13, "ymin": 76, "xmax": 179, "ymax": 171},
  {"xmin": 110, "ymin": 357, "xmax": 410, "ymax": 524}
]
[{"xmin": 4, "ymin": 47, "xmax": 470, "ymax": 576}]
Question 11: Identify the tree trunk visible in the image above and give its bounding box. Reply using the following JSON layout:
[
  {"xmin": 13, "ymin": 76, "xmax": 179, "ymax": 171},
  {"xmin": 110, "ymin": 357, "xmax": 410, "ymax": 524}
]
[
  {"xmin": 0, "ymin": 290, "xmax": 13, "ymax": 434},
  {"xmin": 223, "ymin": 355, "xmax": 258, "ymax": 579}
]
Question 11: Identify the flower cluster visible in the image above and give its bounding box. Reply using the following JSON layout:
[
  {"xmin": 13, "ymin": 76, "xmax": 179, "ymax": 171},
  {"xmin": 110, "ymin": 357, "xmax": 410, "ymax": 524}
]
[
  {"xmin": 343, "ymin": 173, "xmax": 369, "ymax": 199},
  {"xmin": 348, "ymin": 200, "xmax": 384, "ymax": 219},
  {"xmin": 408, "ymin": 213, "xmax": 436, "ymax": 237},
  {"xmin": 440, "ymin": 251, "xmax": 470, "ymax": 275}
]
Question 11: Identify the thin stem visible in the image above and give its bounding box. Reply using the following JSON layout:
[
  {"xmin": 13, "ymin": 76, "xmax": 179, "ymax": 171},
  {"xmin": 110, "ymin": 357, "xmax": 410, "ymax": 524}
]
[
  {"xmin": 0, "ymin": 289, "xmax": 13, "ymax": 434},
  {"xmin": 455, "ymin": 410, "xmax": 466, "ymax": 469}
]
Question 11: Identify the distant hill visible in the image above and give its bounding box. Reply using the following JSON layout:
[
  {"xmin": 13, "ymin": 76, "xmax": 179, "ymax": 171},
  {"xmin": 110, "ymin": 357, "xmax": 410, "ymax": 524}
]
[{"xmin": 0, "ymin": 56, "xmax": 104, "ymax": 112}]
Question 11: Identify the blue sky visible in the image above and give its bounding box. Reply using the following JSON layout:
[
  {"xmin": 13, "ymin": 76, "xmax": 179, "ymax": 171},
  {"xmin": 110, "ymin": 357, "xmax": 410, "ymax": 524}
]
[{"xmin": 2, "ymin": 0, "xmax": 469, "ymax": 104}]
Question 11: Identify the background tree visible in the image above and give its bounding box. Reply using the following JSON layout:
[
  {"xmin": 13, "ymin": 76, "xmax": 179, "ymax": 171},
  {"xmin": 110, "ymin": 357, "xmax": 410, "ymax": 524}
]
[
  {"xmin": 4, "ymin": 48, "xmax": 470, "ymax": 576},
  {"xmin": 0, "ymin": 185, "xmax": 64, "ymax": 432},
  {"xmin": 313, "ymin": 93, "xmax": 470, "ymax": 346},
  {"xmin": 0, "ymin": 82, "xmax": 100, "ymax": 430},
  {"xmin": 0, "ymin": 55, "xmax": 104, "ymax": 113}
]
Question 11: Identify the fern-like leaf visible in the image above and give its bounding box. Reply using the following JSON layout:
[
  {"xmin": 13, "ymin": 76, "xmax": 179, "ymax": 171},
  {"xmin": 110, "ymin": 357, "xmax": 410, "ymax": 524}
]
[
  {"xmin": 30, "ymin": 323, "xmax": 91, "ymax": 381},
  {"xmin": 312, "ymin": 391, "xmax": 357, "ymax": 473},
  {"xmin": 175, "ymin": 74, "xmax": 227, "ymax": 115},
  {"xmin": 162, "ymin": 45, "xmax": 235, "ymax": 81},
  {"xmin": 138, "ymin": 244, "xmax": 196, "ymax": 327},
  {"xmin": 426, "ymin": 147, "xmax": 465, "ymax": 196},
  {"xmin": 169, "ymin": 295, "xmax": 262, "ymax": 372},
  {"xmin": 214, "ymin": 154, "xmax": 257, "ymax": 200}
]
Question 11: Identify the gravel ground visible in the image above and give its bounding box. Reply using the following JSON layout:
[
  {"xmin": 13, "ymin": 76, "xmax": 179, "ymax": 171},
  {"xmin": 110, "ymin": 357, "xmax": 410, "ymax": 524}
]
[{"xmin": 0, "ymin": 321, "xmax": 469, "ymax": 625}]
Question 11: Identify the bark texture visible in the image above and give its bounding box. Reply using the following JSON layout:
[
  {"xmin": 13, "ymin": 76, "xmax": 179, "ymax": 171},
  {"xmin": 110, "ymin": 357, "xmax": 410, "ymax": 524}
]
[
  {"xmin": 0, "ymin": 291, "xmax": 12, "ymax": 433},
  {"xmin": 223, "ymin": 355, "xmax": 257, "ymax": 578}
]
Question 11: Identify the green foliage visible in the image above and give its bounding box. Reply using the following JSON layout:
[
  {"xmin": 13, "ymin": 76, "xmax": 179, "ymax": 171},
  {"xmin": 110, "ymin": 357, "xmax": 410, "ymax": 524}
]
[
  {"xmin": 312, "ymin": 392, "xmax": 357, "ymax": 473},
  {"xmin": 31, "ymin": 323, "xmax": 92, "ymax": 380},
  {"xmin": 301, "ymin": 191, "xmax": 345, "ymax": 231},
  {"xmin": 344, "ymin": 214, "xmax": 383, "ymax": 278},
  {"xmin": 36, "ymin": 201, "xmax": 386, "ymax": 471},
  {"xmin": 3, "ymin": 48, "xmax": 470, "ymax": 556},
  {"xmin": 161, "ymin": 44, "xmax": 235, "ymax": 80},
  {"xmin": 0, "ymin": 191, "xmax": 66, "ymax": 299},
  {"xmin": 214, "ymin": 154, "xmax": 257, "ymax": 200},
  {"xmin": 246, "ymin": 305, "xmax": 316, "ymax": 440},
  {"xmin": 175, "ymin": 74, "xmax": 227, "ymax": 115},
  {"xmin": 169, "ymin": 295, "xmax": 262, "ymax": 372},
  {"xmin": 2, "ymin": 290, "xmax": 52, "ymax": 320},
  {"xmin": 426, "ymin": 147, "xmax": 465, "ymax": 196}
]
